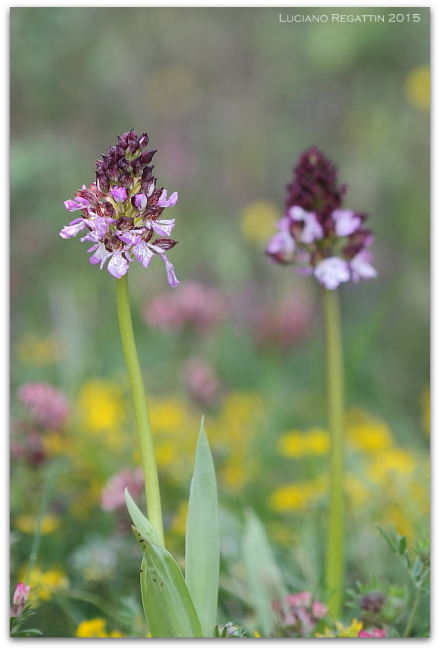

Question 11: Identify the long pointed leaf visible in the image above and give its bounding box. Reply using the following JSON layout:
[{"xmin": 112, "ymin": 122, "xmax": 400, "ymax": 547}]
[
  {"xmin": 242, "ymin": 510, "xmax": 287, "ymax": 636},
  {"xmin": 185, "ymin": 420, "xmax": 220, "ymax": 637},
  {"xmin": 132, "ymin": 527, "xmax": 204, "ymax": 638},
  {"xmin": 125, "ymin": 488, "xmax": 162, "ymax": 547}
]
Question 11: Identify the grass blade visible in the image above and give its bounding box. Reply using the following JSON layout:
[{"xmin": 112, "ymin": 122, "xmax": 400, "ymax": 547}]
[
  {"xmin": 185, "ymin": 419, "xmax": 220, "ymax": 637},
  {"xmin": 242, "ymin": 510, "xmax": 287, "ymax": 636}
]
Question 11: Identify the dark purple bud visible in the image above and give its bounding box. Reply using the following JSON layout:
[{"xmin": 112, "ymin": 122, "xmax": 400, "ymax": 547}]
[
  {"xmin": 139, "ymin": 150, "xmax": 157, "ymax": 165},
  {"xmin": 142, "ymin": 165, "xmax": 155, "ymax": 179},
  {"xmin": 107, "ymin": 163, "xmax": 120, "ymax": 181},
  {"xmin": 114, "ymin": 216, "xmax": 134, "ymax": 231},
  {"xmin": 118, "ymin": 172, "xmax": 134, "ymax": 189},
  {"xmin": 131, "ymin": 156, "xmax": 143, "ymax": 176},
  {"xmin": 152, "ymin": 238, "xmax": 178, "ymax": 250},
  {"xmin": 104, "ymin": 235, "xmax": 124, "ymax": 252},
  {"xmin": 127, "ymin": 138, "xmax": 140, "ymax": 155},
  {"xmin": 143, "ymin": 205, "xmax": 164, "ymax": 221},
  {"xmin": 117, "ymin": 134, "xmax": 129, "ymax": 150},
  {"xmin": 117, "ymin": 157, "xmax": 133, "ymax": 173},
  {"xmin": 96, "ymin": 173, "xmax": 110, "ymax": 193},
  {"xmin": 138, "ymin": 132, "xmax": 149, "ymax": 148},
  {"xmin": 359, "ymin": 592, "xmax": 385, "ymax": 615},
  {"xmin": 108, "ymin": 145, "xmax": 119, "ymax": 159},
  {"xmin": 95, "ymin": 160, "xmax": 106, "ymax": 173},
  {"xmin": 97, "ymin": 201, "xmax": 115, "ymax": 218}
]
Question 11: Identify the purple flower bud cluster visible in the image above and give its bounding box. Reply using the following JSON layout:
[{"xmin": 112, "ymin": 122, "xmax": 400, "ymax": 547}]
[
  {"xmin": 266, "ymin": 147, "xmax": 377, "ymax": 290},
  {"xmin": 60, "ymin": 129, "xmax": 179, "ymax": 285}
]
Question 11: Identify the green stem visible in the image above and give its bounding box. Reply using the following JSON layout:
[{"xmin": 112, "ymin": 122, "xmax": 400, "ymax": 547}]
[
  {"xmin": 116, "ymin": 274, "xmax": 165, "ymax": 548},
  {"xmin": 321, "ymin": 287, "xmax": 345, "ymax": 619},
  {"xmin": 24, "ymin": 463, "xmax": 57, "ymax": 585},
  {"xmin": 403, "ymin": 583, "xmax": 424, "ymax": 637}
]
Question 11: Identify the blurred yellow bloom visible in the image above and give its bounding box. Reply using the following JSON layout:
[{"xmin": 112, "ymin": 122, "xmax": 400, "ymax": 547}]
[
  {"xmin": 346, "ymin": 410, "xmax": 393, "ymax": 454},
  {"xmin": 77, "ymin": 380, "xmax": 125, "ymax": 432},
  {"xmin": 14, "ymin": 514, "xmax": 59, "ymax": 535},
  {"xmin": 420, "ymin": 385, "xmax": 430, "ymax": 436},
  {"xmin": 366, "ymin": 448, "xmax": 416, "ymax": 484},
  {"xmin": 378, "ymin": 505, "xmax": 414, "ymax": 543},
  {"xmin": 75, "ymin": 618, "xmax": 123, "ymax": 638},
  {"xmin": 277, "ymin": 427, "xmax": 329, "ymax": 457},
  {"xmin": 404, "ymin": 65, "xmax": 430, "ymax": 111},
  {"xmin": 269, "ymin": 476, "xmax": 326, "ymax": 512},
  {"xmin": 240, "ymin": 200, "xmax": 280, "ymax": 245},
  {"xmin": 149, "ymin": 397, "xmax": 189, "ymax": 434},
  {"xmin": 15, "ymin": 334, "xmax": 63, "ymax": 366},
  {"xmin": 19, "ymin": 566, "xmax": 69, "ymax": 602},
  {"xmin": 315, "ymin": 619, "xmax": 363, "ymax": 638},
  {"xmin": 41, "ymin": 431, "xmax": 70, "ymax": 456}
]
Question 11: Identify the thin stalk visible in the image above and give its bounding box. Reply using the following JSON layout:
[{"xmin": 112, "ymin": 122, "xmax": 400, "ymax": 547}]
[
  {"xmin": 321, "ymin": 287, "xmax": 345, "ymax": 619},
  {"xmin": 24, "ymin": 463, "xmax": 57, "ymax": 586},
  {"xmin": 116, "ymin": 273, "xmax": 165, "ymax": 548},
  {"xmin": 403, "ymin": 589, "xmax": 421, "ymax": 638}
]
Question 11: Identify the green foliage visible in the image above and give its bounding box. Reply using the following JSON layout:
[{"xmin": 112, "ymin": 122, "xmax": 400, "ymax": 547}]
[
  {"xmin": 132, "ymin": 526, "xmax": 203, "ymax": 638},
  {"xmin": 184, "ymin": 420, "xmax": 220, "ymax": 637},
  {"xmin": 10, "ymin": 605, "xmax": 42, "ymax": 637},
  {"xmin": 242, "ymin": 510, "xmax": 287, "ymax": 636}
]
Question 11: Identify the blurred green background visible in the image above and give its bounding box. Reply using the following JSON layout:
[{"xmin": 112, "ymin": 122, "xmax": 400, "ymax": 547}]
[{"xmin": 10, "ymin": 7, "xmax": 430, "ymax": 636}]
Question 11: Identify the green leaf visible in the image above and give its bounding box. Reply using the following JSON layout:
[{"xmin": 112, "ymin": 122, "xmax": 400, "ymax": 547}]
[
  {"xmin": 185, "ymin": 419, "xmax": 220, "ymax": 637},
  {"xmin": 374, "ymin": 524, "xmax": 396, "ymax": 553},
  {"xmin": 125, "ymin": 488, "xmax": 162, "ymax": 547},
  {"xmin": 132, "ymin": 527, "xmax": 204, "ymax": 638},
  {"xmin": 242, "ymin": 510, "xmax": 287, "ymax": 636},
  {"xmin": 398, "ymin": 536, "xmax": 407, "ymax": 555}
]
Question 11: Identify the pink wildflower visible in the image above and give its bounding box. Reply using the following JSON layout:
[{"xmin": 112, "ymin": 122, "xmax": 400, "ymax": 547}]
[
  {"xmin": 143, "ymin": 281, "xmax": 226, "ymax": 334},
  {"xmin": 273, "ymin": 591, "xmax": 327, "ymax": 636},
  {"xmin": 358, "ymin": 629, "xmax": 386, "ymax": 638},
  {"xmin": 10, "ymin": 583, "xmax": 30, "ymax": 618},
  {"xmin": 100, "ymin": 468, "xmax": 144, "ymax": 512},
  {"xmin": 16, "ymin": 382, "xmax": 69, "ymax": 430},
  {"xmin": 266, "ymin": 147, "xmax": 376, "ymax": 289},
  {"xmin": 60, "ymin": 129, "xmax": 179, "ymax": 284}
]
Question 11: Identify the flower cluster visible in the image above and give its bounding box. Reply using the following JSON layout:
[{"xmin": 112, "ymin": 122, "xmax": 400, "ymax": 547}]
[
  {"xmin": 11, "ymin": 382, "xmax": 69, "ymax": 466},
  {"xmin": 60, "ymin": 129, "xmax": 179, "ymax": 284},
  {"xmin": 272, "ymin": 592, "xmax": 327, "ymax": 636},
  {"xmin": 266, "ymin": 147, "xmax": 377, "ymax": 290}
]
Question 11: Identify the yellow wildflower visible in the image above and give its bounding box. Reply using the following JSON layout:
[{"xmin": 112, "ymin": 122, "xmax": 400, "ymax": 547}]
[
  {"xmin": 75, "ymin": 618, "xmax": 123, "ymax": 638},
  {"xmin": 277, "ymin": 427, "xmax": 329, "ymax": 457},
  {"xmin": 14, "ymin": 514, "xmax": 59, "ymax": 535},
  {"xmin": 269, "ymin": 476, "xmax": 326, "ymax": 512},
  {"xmin": 315, "ymin": 619, "xmax": 363, "ymax": 637},
  {"xmin": 240, "ymin": 200, "xmax": 281, "ymax": 245},
  {"xmin": 404, "ymin": 64, "xmax": 430, "ymax": 111},
  {"xmin": 19, "ymin": 566, "xmax": 69, "ymax": 603},
  {"xmin": 76, "ymin": 380, "xmax": 125, "ymax": 432},
  {"xmin": 346, "ymin": 410, "xmax": 393, "ymax": 454},
  {"xmin": 15, "ymin": 334, "xmax": 62, "ymax": 366},
  {"xmin": 366, "ymin": 448, "xmax": 415, "ymax": 484}
]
